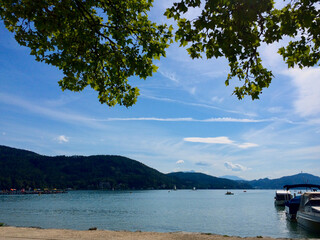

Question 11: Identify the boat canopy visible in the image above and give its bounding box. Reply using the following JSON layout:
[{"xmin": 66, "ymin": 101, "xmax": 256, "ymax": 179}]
[
  {"xmin": 283, "ymin": 184, "xmax": 320, "ymax": 190},
  {"xmin": 276, "ymin": 190, "xmax": 290, "ymax": 194}
]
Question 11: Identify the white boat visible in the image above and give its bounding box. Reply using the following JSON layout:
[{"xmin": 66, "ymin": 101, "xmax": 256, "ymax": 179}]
[
  {"xmin": 296, "ymin": 192, "xmax": 320, "ymax": 233},
  {"xmin": 283, "ymin": 184, "xmax": 320, "ymax": 221},
  {"xmin": 274, "ymin": 190, "xmax": 292, "ymax": 206}
]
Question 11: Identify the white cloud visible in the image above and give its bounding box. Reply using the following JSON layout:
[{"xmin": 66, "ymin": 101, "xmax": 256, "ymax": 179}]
[
  {"xmin": 0, "ymin": 92, "xmax": 107, "ymax": 129},
  {"xmin": 283, "ymin": 67, "xmax": 320, "ymax": 117},
  {"xmin": 104, "ymin": 117, "xmax": 194, "ymax": 122},
  {"xmin": 202, "ymin": 70, "xmax": 229, "ymax": 79},
  {"xmin": 56, "ymin": 135, "xmax": 69, "ymax": 143},
  {"xmin": 309, "ymin": 118, "xmax": 320, "ymax": 125},
  {"xmin": 189, "ymin": 87, "xmax": 196, "ymax": 95},
  {"xmin": 176, "ymin": 160, "xmax": 185, "ymax": 164},
  {"xmin": 102, "ymin": 117, "xmax": 269, "ymax": 123},
  {"xmin": 0, "ymin": 92, "xmax": 274, "ymax": 130},
  {"xmin": 181, "ymin": 4, "xmax": 203, "ymax": 20},
  {"xmin": 202, "ymin": 118, "xmax": 265, "ymax": 123},
  {"xmin": 184, "ymin": 136, "xmax": 259, "ymax": 149},
  {"xmin": 237, "ymin": 143, "xmax": 259, "ymax": 149},
  {"xmin": 184, "ymin": 137, "xmax": 234, "ymax": 144},
  {"xmin": 211, "ymin": 96, "xmax": 224, "ymax": 103},
  {"xmin": 261, "ymin": 42, "xmax": 285, "ymax": 71},
  {"xmin": 158, "ymin": 70, "xmax": 179, "ymax": 83},
  {"xmin": 140, "ymin": 94, "xmax": 259, "ymax": 116},
  {"xmin": 224, "ymin": 162, "xmax": 248, "ymax": 172},
  {"xmin": 268, "ymin": 107, "xmax": 283, "ymax": 114}
]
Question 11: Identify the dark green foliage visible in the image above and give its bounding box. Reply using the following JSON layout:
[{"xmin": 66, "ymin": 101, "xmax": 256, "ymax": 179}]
[
  {"xmin": 168, "ymin": 172, "xmax": 252, "ymax": 189},
  {"xmin": 1, "ymin": 1, "xmax": 319, "ymax": 105},
  {"xmin": 0, "ymin": 0, "xmax": 172, "ymax": 107},
  {"xmin": 165, "ymin": 0, "xmax": 320, "ymax": 100}
]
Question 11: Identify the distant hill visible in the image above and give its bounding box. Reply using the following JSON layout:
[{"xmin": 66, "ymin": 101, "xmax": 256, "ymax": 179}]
[
  {"xmin": 168, "ymin": 172, "xmax": 252, "ymax": 189},
  {"xmin": 248, "ymin": 173, "xmax": 320, "ymax": 189},
  {"xmin": 0, "ymin": 145, "xmax": 250, "ymax": 190},
  {"xmin": 220, "ymin": 175, "xmax": 246, "ymax": 181}
]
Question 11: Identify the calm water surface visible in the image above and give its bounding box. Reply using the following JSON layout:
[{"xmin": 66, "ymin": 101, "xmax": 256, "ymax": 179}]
[{"xmin": 1, "ymin": 190, "xmax": 319, "ymax": 238}]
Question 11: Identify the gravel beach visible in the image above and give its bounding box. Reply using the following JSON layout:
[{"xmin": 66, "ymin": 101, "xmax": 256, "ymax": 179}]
[{"xmin": 0, "ymin": 227, "xmax": 297, "ymax": 240}]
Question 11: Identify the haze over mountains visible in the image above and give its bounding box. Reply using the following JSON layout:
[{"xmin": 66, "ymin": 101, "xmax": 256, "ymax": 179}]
[
  {"xmin": 1, "ymin": 145, "xmax": 319, "ymax": 190},
  {"xmin": 220, "ymin": 175, "xmax": 246, "ymax": 181}
]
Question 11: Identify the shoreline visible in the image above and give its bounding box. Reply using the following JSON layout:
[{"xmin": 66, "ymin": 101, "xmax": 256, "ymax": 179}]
[{"xmin": 0, "ymin": 226, "xmax": 306, "ymax": 240}]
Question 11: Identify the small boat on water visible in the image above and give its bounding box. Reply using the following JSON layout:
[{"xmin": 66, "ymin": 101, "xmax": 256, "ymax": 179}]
[
  {"xmin": 296, "ymin": 191, "xmax": 320, "ymax": 233},
  {"xmin": 225, "ymin": 191, "xmax": 234, "ymax": 195},
  {"xmin": 274, "ymin": 190, "xmax": 292, "ymax": 206}
]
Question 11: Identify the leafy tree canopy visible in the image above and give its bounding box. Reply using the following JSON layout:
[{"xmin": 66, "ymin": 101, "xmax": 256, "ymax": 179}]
[
  {"xmin": 1, "ymin": 0, "xmax": 320, "ymax": 106},
  {"xmin": 0, "ymin": 0, "xmax": 172, "ymax": 107},
  {"xmin": 165, "ymin": 0, "xmax": 320, "ymax": 99}
]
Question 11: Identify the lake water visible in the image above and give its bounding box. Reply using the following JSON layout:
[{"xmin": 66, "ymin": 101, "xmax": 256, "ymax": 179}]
[{"xmin": 1, "ymin": 190, "xmax": 319, "ymax": 238}]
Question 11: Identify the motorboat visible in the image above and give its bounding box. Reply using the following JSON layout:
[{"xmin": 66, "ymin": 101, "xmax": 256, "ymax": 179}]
[
  {"xmin": 225, "ymin": 191, "xmax": 234, "ymax": 195},
  {"xmin": 296, "ymin": 191, "xmax": 320, "ymax": 233},
  {"xmin": 283, "ymin": 184, "xmax": 320, "ymax": 222},
  {"xmin": 274, "ymin": 190, "xmax": 292, "ymax": 206},
  {"xmin": 285, "ymin": 195, "xmax": 301, "ymax": 221}
]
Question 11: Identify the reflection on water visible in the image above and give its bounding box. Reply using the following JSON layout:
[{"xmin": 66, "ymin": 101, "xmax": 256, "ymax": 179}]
[
  {"xmin": 274, "ymin": 203, "xmax": 320, "ymax": 238},
  {"xmin": 274, "ymin": 205, "xmax": 285, "ymax": 212},
  {"xmin": 1, "ymin": 190, "xmax": 320, "ymax": 238}
]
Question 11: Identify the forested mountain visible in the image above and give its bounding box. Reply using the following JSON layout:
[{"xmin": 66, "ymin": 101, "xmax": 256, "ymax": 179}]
[
  {"xmin": 0, "ymin": 145, "xmax": 249, "ymax": 190},
  {"xmin": 168, "ymin": 172, "xmax": 251, "ymax": 189},
  {"xmin": 1, "ymin": 145, "xmax": 319, "ymax": 190},
  {"xmin": 0, "ymin": 145, "xmax": 175, "ymax": 190},
  {"xmin": 247, "ymin": 173, "xmax": 320, "ymax": 189}
]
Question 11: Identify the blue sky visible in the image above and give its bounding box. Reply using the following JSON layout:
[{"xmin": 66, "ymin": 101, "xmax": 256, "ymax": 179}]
[{"xmin": 0, "ymin": 1, "xmax": 320, "ymax": 180}]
